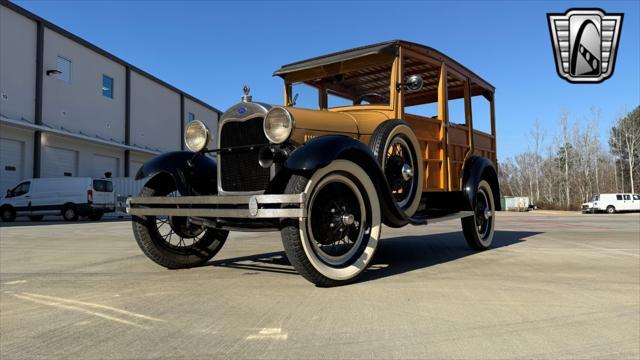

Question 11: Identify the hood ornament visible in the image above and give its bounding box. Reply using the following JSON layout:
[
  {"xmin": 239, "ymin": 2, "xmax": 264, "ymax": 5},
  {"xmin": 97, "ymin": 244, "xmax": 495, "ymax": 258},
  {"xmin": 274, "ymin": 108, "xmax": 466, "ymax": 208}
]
[{"xmin": 242, "ymin": 84, "xmax": 252, "ymax": 102}]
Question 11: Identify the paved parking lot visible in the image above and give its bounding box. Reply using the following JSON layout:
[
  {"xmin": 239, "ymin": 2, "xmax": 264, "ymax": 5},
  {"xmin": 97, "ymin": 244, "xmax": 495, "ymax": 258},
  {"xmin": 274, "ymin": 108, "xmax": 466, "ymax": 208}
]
[{"xmin": 1, "ymin": 212, "xmax": 638, "ymax": 359}]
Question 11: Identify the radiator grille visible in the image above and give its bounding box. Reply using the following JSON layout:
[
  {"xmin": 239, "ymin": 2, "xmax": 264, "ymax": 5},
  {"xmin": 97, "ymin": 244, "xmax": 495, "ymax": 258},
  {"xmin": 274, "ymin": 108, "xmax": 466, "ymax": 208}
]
[{"xmin": 219, "ymin": 117, "xmax": 270, "ymax": 192}]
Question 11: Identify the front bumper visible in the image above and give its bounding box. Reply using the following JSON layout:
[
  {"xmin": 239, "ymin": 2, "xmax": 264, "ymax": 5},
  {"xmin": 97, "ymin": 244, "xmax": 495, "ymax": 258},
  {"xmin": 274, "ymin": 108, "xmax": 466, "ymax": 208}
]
[{"xmin": 126, "ymin": 194, "xmax": 306, "ymax": 219}]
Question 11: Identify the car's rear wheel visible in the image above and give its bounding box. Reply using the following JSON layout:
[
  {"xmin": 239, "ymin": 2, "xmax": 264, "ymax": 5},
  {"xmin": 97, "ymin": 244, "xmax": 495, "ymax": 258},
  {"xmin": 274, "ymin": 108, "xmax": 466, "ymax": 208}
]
[
  {"xmin": 461, "ymin": 180, "xmax": 495, "ymax": 250},
  {"xmin": 1, "ymin": 206, "xmax": 16, "ymax": 222},
  {"xmin": 131, "ymin": 180, "xmax": 228, "ymax": 269},
  {"xmin": 62, "ymin": 204, "xmax": 79, "ymax": 221},
  {"xmin": 281, "ymin": 160, "xmax": 381, "ymax": 287}
]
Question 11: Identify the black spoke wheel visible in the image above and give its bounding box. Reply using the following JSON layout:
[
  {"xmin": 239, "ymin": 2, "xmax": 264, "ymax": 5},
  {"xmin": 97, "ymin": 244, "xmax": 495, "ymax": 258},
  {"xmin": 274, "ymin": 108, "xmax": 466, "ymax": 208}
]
[
  {"xmin": 281, "ymin": 160, "xmax": 382, "ymax": 287},
  {"xmin": 462, "ymin": 180, "xmax": 496, "ymax": 250},
  {"xmin": 132, "ymin": 180, "xmax": 228, "ymax": 269},
  {"xmin": 308, "ymin": 174, "xmax": 367, "ymax": 267}
]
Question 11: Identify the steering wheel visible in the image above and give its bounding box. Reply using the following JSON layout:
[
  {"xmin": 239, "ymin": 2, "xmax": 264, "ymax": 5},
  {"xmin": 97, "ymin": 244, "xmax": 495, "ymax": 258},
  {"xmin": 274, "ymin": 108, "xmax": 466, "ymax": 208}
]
[{"xmin": 354, "ymin": 92, "xmax": 387, "ymax": 105}]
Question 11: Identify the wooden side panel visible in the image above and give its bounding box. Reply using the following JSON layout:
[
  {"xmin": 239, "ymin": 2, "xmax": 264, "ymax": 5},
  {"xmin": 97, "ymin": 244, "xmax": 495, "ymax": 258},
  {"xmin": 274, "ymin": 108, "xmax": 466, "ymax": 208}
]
[
  {"xmin": 448, "ymin": 124, "xmax": 470, "ymax": 189},
  {"xmin": 404, "ymin": 114, "xmax": 444, "ymax": 191},
  {"xmin": 473, "ymin": 130, "xmax": 496, "ymax": 164}
]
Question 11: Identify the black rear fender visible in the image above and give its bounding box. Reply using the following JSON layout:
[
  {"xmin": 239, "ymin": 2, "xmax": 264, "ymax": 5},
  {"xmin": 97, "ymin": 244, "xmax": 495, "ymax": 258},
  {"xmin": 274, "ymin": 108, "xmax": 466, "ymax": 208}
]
[
  {"xmin": 135, "ymin": 151, "xmax": 218, "ymax": 195},
  {"xmin": 461, "ymin": 156, "xmax": 501, "ymax": 211},
  {"xmin": 284, "ymin": 135, "xmax": 409, "ymax": 227}
]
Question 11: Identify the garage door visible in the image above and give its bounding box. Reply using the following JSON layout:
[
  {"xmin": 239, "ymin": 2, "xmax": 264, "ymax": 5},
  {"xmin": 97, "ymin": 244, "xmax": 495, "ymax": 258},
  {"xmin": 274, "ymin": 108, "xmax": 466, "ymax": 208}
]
[
  {"xmin": 0, "ymin": 138, "xmax": 25, "ymax": 192},
  {"xmin": 92, "ymin": 154, "xmax": 119, "ymax": 178},
  {"xmin": 130, "ymin": 160, "xmax": 144, "ymax": 177},
  {"xmin": 43, "ymin": 146, "xmax": 78, "ymax": 177}
]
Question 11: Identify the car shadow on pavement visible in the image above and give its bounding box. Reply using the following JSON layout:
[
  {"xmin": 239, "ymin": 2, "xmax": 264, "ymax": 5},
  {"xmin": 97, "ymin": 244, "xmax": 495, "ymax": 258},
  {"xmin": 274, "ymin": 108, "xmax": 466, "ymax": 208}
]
[
  {"xmin": 207, "ymin": 230, "xmax": 539, "ymax": 282},
  {"xmin": 359, "ymin": 230, "xmax": 537, "ymax": 283}
]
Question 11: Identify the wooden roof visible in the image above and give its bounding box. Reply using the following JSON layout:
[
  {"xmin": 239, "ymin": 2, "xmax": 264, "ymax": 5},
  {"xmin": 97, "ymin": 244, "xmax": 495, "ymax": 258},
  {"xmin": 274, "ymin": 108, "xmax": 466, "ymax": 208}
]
[{"xmin": 273, "ymin": 40, "xmax": 495, "ymax": 93}]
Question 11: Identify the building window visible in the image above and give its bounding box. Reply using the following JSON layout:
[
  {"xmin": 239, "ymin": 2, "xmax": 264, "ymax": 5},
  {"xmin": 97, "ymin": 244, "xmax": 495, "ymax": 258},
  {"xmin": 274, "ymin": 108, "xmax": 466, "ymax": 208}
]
[
  {"xmin": 102, "ymin": 75, "xmax": 114, "ymax": 98},
  {"xmin": 56, "ymin": 56, "xmax": 71, "ymax": 83},
  {"xmin": 188, "ymin": 112, "xmax": 195, "ymax": 122}
]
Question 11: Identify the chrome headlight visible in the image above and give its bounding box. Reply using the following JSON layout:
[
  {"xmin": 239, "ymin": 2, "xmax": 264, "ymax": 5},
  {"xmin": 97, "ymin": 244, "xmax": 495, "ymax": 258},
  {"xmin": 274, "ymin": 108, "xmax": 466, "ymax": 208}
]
[
  {"xmin": 184, "ymin": 120, "xmax": 211, "ymax": 152},
  {"xmin": 264, "ymin": 107, "xmax": 293, "ymax": 144}
]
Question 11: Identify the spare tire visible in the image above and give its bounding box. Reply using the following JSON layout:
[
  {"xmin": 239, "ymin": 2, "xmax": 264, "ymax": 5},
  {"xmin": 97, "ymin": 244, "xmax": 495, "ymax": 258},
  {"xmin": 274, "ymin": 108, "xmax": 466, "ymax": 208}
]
[{"xmin": 369, "ymin": 120, "xmax": 423, "ymax": 217}]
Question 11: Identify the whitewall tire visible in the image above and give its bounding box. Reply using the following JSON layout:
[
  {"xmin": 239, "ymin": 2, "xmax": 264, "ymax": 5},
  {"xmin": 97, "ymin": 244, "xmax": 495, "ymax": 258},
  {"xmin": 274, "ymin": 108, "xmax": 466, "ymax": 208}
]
[{"xmin": 281, "ymin": 160, "xmax": 381, "ymax": 287}]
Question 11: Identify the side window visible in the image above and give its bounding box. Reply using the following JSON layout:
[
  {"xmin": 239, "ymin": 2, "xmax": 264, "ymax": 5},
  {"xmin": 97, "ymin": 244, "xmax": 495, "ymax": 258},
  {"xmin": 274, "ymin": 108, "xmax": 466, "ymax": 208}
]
[
  {"xmin": 616, "ymin": 195, "xmax": 623, "ymax": 200},
  {"xmin": 102, "ymin": 75, "xmax": 114, "ymax": 98},
  {"xmin": 93, "ymin": 180, "xmax": 113, "ymax": 192},
  {"xmin": 405, "ymin": 102, "xmax": 438, "ymax": 118},
  {"xmin": 447, "ymin": 72, "xmax": 466, "ymax": 125},
  {"xmin": 327, "ymin": 91, "xmax": 352, "ymax": 108},
  {"xmin": 13, "ymin": 182, "xmax": 30, "ymax": 196},
  {"xmin": 623, "ymin": 194, "xmax": 631, "ymax": 200},
  {"xmin": 633, "ymin": 195, "xmax": 640, "ymax": 200},
  {"xmin": 188, "ymin": 112, "xmax": 195, "ymax": 122},
  {"xmin": 448, "ymin": 98, "xmax": 465, "ymax": 125},
  {"xmin": 56, "ymin": 56, "xmax": 71, "ymax": 83},
  {"xmin": 471, "ymin": 92, "xmax": 492, "ymax": 134},
  {"xmin": 291, "ymin": 83, "xmax": 319, "ymax": 110}
]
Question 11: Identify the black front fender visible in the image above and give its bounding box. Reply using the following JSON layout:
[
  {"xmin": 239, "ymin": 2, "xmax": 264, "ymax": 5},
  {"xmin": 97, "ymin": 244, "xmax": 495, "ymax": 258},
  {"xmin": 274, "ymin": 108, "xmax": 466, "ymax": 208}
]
[
  {"xmin": 284, "ymin": 135, "xmax": 409, "ymax": 227},
  {"xmin": 135, "ymin": 151, "xmax": 218, "ymax": 195},
  {"xmin": 462, "ymin": 156, "xmax": 501, "ymax": 211}
]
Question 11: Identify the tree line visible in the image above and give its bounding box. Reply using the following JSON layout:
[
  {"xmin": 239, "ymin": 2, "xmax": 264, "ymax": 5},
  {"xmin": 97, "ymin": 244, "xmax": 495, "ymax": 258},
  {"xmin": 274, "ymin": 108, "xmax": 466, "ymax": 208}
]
[{"xmin": 498, "ymin": 106, "xmax": 640, "ymax": 210}]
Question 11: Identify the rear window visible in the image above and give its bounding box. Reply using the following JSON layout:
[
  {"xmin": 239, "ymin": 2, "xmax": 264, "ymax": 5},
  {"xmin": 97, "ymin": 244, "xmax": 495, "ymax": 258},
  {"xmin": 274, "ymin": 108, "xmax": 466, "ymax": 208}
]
[{"xmin": 93, "ymin": 180, "xmax": 113, "ymax": 192}]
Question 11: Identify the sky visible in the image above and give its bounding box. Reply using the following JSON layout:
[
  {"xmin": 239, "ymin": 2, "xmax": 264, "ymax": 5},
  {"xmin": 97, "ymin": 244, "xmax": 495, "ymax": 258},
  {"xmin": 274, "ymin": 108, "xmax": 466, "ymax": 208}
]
[{"xmin": 14, "ymin": 0, "xmax": 640, "ymax": 160}]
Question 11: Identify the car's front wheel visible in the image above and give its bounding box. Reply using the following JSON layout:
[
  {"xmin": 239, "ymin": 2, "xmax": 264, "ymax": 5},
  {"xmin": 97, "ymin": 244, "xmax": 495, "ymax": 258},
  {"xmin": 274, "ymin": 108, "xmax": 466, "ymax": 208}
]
[
  {"xmin": 131, "ymin": 179, "xmax": 228, "ymax": 269},
  {"xmin": 281, "ymin": 160, "xmax": 382, "ymax": 287},
  {"xmin": 1, "ymin": 206, "xmax": 16, "ymax": 222}
]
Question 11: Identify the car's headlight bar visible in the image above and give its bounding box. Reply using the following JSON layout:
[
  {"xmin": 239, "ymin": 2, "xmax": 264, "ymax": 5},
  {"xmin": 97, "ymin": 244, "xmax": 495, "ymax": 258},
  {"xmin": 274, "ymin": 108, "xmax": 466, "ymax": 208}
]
[
  {"xmin": 264, "ymin": 107, "xmax": 293, "ymax": 144},
  {"xmin": 184, "ymin": 120, "xmax": 211, "ymax": 152}
]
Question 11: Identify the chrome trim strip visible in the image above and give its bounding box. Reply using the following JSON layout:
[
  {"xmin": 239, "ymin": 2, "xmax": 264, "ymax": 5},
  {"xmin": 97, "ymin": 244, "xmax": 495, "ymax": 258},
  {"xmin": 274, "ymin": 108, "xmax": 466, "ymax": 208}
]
[
  {"xmin": 127, "ymin": 193, "xmax": 305, "ymax": 218},
  {"xmin": 128, "ymin": 207, "xmax": 305, "ymax": 218},
  {"xmin": 129, "ymin": 194, "xmax": 304, "ymax": 205}
]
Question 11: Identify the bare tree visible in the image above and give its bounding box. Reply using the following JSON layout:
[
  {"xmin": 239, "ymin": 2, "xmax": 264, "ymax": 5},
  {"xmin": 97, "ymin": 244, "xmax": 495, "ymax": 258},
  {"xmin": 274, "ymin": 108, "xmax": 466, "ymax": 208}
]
[
  {"xmin": 610, "ymin": 106, "xmax": 640, "ymax": 193},
  {"xmin": 560, "ymin": 112, "xmax": 571, "ymax": 208},
  {"xmin": 530, "ymin": 120, "xmax": 545, "ymax": 203}
]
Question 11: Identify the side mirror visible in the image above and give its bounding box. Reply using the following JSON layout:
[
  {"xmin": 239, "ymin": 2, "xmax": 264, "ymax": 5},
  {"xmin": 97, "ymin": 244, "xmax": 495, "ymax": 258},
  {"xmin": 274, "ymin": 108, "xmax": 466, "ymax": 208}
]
[
  {"xmin": 6, "ymin": 189, "xmax": 12, "ymax": 198},
  {"xmin": 405, "ymin": 75, "xmax": 424, "ymax": 92}
]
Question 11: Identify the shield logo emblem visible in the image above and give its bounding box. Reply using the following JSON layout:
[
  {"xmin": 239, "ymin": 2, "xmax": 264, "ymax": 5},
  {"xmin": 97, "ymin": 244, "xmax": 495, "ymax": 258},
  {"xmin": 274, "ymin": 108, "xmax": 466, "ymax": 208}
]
[{"xmin": 547, "ymin": 8, "xmax": 624, "ymax": 83}]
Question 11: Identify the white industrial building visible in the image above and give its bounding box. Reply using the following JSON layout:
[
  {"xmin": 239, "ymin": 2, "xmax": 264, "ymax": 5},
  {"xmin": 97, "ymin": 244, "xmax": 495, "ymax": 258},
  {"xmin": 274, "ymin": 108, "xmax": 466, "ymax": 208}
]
[{"xmin": 0, "ymin": 1, "xmax": 221, "ymax": 193}]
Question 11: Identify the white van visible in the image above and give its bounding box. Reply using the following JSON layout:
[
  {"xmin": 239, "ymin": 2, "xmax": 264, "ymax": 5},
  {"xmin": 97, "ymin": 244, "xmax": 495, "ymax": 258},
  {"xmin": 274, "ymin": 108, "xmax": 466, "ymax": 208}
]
[
  {"xmin": 581, "ymin": 193, "xmax": 640, "ymax": 213},
  {"xmin": 0, "ymin": 177, "xmax": 115, "ymax": 222}
]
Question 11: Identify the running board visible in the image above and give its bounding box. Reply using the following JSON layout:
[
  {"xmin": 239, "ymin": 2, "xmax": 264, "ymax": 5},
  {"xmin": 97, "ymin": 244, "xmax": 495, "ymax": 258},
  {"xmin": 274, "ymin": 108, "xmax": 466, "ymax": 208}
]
[{"xmin": 408, "ymin": 211, "xmax": 474, "ymax": 225}]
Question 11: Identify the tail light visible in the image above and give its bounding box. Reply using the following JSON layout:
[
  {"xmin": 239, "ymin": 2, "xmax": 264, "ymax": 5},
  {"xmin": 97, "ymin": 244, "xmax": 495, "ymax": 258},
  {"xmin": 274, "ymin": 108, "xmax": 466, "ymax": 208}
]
[{"xmin": 87, "ymin": 189, "xmax": 93, "ymax": 203}]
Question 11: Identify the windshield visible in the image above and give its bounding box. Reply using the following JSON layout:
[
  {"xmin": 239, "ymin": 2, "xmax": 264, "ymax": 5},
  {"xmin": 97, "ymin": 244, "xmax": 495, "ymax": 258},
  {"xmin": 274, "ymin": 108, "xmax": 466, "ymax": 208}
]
[
  {"xmin": 289, "ymin": 61, "xmax": 393, "ymax": 109},
  {"xmin": 591, "ymin": 195, "xmax": 599, "ymax": 202}
]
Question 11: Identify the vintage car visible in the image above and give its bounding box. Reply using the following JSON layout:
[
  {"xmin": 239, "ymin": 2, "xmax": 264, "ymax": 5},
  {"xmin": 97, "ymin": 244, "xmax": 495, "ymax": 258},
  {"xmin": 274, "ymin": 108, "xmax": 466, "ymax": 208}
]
[{"xmin": 127, "ymin": 40, "xmax": 500, "ymax": 286}]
